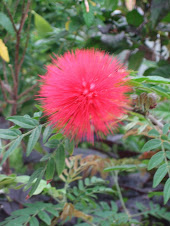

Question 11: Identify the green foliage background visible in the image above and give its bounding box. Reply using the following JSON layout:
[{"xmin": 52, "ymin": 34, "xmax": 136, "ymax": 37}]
[{"xmin": 0, "ymin": 0, "xmax": 170, "ymax": 225}]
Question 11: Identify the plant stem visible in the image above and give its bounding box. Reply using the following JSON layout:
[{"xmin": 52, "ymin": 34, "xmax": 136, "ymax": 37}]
[
  {"xmin": 113, "ymin": 171, "xmax": 131, "ymax": 220},
  {"xmin": 63, "ymin": 181, "xmax": 69, "ymax": 203},
  {"xmin": 147, "ymin": 114, "xmax": 164, "ymax": 131}
]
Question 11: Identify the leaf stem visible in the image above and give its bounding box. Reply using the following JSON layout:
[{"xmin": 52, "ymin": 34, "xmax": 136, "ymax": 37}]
[{"xmin": 113, "ymin": 171, "xmax": 131, "ymax": 220}]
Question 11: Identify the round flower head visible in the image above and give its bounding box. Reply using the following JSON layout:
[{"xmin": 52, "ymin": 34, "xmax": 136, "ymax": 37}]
[{"xmin": 39, "ymin": 49, "xmax": 131, "ymax": 142}]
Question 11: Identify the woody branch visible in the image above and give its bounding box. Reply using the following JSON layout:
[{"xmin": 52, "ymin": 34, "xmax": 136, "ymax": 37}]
[{"xmin": 2, "ymin": 0, "xmax": 32, "ymax": 115}]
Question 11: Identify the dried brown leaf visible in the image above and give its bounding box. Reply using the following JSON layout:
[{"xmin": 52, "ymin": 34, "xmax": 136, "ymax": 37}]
[
  {"xmin": 60, "ymin": 203, "xmax": 74, "ymax": 221},
  {"xmin": 65, "ymin": 158, "xmax": 71, "ymax": 168},
  {"xmin": 59, "ymin": 174, "xmax": 66, "ymax": 182},
  {"xmin": 74, "ymin": 209, "xmax": 93, "ymax": 222}
]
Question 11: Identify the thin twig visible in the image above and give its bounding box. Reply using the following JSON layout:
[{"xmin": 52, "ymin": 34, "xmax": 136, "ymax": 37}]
[
  {"xmin": 147, "ymin": 114, "xmax": 164, "ymax": 129},
  {"xmin": 13, "ymin": 0, "xmax": 21, "ymax": 18},
  {"xmin": 0, "ymin": 78, "xmax": 15, "ymax": 104},
  {"xmin": 121, "ymin": 184, "xmax": 149, "ymax": 194},
  {"xmin": 8, "ymin": 64, "xmax": 17, "ymax": 88},
  {"xmin": 2, "ymin": 1, "xmax": 17, "ymax": 33},
  {"xmin": 15, "ymin": 0, "xmax": 31, "ymax": 82},
  {"xmin": 18, "ymin": 82, "xmax": 39, "ymax": 99},
  {"xmin": 18, "ymin": 95, "xmax": 34, "ymax": 105},
  {"xmin": 18, "ymin": 0, "xmax": 31, "ymax": 34},
  {"xmin": 2, "ymin": 60, "xmax": 8, "ymax": 84},
  {"xmin": 136, "ymin": 19, "xmax": 148, "ymax": 32},
  {"xmin": 12, "ymin": 0, "xmax": 31, "ymax": 115},
  {"xmin": 18, "ymin": 10, "xmax": 32, "ymax": 71},
  {"xmin": 15, "ymin": 37, "xmax": 20, "ymax": 85},
  {"xmin": 1, "ymin": 61, "xmax": 12, "ymax": 95},
  {"xmin": 1, "ymin": 81, "xmax": 12, "ymax": 95}
]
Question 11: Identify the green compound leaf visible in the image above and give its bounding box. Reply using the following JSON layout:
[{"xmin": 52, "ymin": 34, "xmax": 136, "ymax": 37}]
[
  {"xmin": 64, "ymin": 138, "xmax": 74, "ymax": 155},
  {"xmin": 38, "ymin": 210, "xmax": 51, "ymax": 225},
  {"xmin": 0, "ymin": 12, "xmax": 15, "ymax": 35},
  {"xmin": 8, "ymin": 216, "xmax": 29, "ymax": 225},
  {"xmin": 28, "ymin": 170, "xmax": 44, "ymax": 197},
  {"xmin": 127, "ymin": 9, "xmax": 144, "ymax": 27},
  {"xmin": 163, "ymin": 178, "xmax": 170, "ymax": 204},
  {"xmin": 104, "ymin": 164, "xmax": 146, "ymax": 172},
  {"xmin": 141, "ymin": 139, "xmax": 161, "ymax": 152},
  {"xmin": 33, "ymin": 11, "xmax": 53, "ymax": 37},
  {"xmin": 26, "ymin": 125, "xmax": 42, "ymax": 156},
  {"xmin": 163, "ymin": 141, "xmax": 170, "ymax": 150},
  {"xmin": 50, "ymin": 133, "xmax": 63, "ymax": 141},
  {"xmin": 152, "ymin": 101, "xmax": 170, "ymax": 123},
  {"xmin": 12, "ymin": 206, "xmax": 37, "ymax": 216},
  {"xmin": 30, "ymin": 217, "xmax": 39, "ymax": 226},
  {"xmin": 151, "ymin": 0, "xmax": 170, "ymax": 27},
  {"xmin": 148, "ymin": 129, "xmax": 160, "ymax": 137},
  {"xmin": 104, "ymin": 0, "xmax": 118, "ymax": 10},
  {"xmin": 0, "ymin": 129, "xmax": 21, "ymax": 140},
  {"xmin": 33, "ymin": 111, "xmax": 42, "ymax": 119},
  {"xmin": 43, "ymin": 125, "xmax": 53, "ymax": 143},
  {"xmin": 131, "ymin": 76, "xmax": 170, "ymax": 84},
  {"xmin": 128, "ymin": 51, "xmax": 144, "ymax": 71},
  {"xmin": 166, "ymin": 151, "xmax": 170, "ymax": 159},
  {"xmin": 82, "ymin": 1, "xmax": 95, "ymax": 27},
  {"xmin": 46, "ymin": 207, "xmax": 59, "ymax": 217},
  {"xmin": 148, "ymin": 151, "xmax": 164, "ymax": 170},
  {"xmin": 0, "ymin": 136, "xmax": 22, "ymax": 166},
  {"xmin": 163, "ymin": 123, "xmax": 170, "ymax": 135},
  {"xmin": 153, "ymin": 163, "xmax": 167, "ymax": 188},
  {"xmin": 7, "ymin": 116, "xmax": 39, "ymax": 129},
  {"xmin": 40, "ymin": 153, "xmax": 51, "ymax": 162},
  {"xmin": 45, "ymin": 139, "xmax": 59, "ymax": 148},
  {"xmin": 24, "ymin": 167, "xmax": 44, "ymax": 191},
  {"xmin": 45, "ymin": 158, "xmax": 55, "ymax": 181},
  {"xmin": 35, "ymin": 104, "xmax": 44, "ymax": 111},
  {"xmin": 55, "ymin": 145, "xmax": 65, "ymax": 176}
]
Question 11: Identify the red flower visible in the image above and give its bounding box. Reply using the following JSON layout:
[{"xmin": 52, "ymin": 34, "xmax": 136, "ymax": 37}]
[{"xmin": 39, "ymin": 49, "xmax": 131, "ymax": 142}]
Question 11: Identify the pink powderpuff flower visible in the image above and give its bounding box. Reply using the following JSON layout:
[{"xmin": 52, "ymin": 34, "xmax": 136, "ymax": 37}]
[{"xmin": 38, "ymin": 49, "xmax": 131, "ymax": 142}]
